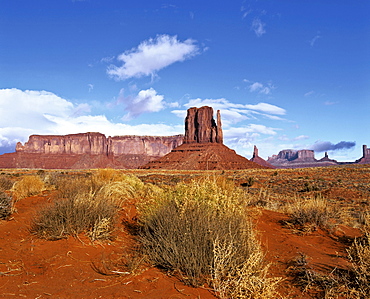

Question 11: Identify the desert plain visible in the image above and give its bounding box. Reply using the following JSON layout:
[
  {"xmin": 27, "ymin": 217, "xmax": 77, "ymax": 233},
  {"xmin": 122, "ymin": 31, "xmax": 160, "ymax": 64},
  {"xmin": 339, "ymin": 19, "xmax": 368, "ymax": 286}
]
[{"xmin": 0, "ymin": 165, "xmax": 369, "ymax": 299}]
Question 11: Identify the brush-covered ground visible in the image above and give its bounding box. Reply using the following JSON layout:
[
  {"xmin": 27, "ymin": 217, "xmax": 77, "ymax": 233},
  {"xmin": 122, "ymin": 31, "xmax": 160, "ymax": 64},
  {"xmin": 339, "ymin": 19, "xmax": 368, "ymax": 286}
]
[{"xmin": 0, "ymin": 165, "xmax": 369, "ymax": 298}]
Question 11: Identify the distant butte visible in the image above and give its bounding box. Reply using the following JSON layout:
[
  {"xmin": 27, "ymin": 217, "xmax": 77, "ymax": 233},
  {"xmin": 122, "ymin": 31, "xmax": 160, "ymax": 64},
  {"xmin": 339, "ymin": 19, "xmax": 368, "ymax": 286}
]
[
  {"xmin": 250, "ymin": 145, "xmax": 276, "ymax": 169},
  {"xmin": 141, "ymin": 106, "xmax": 268, "ymax": 170}
]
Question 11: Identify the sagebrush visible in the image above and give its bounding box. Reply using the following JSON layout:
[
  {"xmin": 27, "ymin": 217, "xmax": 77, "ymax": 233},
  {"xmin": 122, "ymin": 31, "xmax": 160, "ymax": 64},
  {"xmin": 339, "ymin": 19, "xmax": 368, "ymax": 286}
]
[
  {"xmin": 12, "ymin": 175, "xmax": 44, "ymax": 200},
  {"xmin": 0, "ymin": 191, "xmax": 13, "ymax": 220},
  {"xmin": 138, "ymin": 176, "xmax": 281, "ymax": 298}
]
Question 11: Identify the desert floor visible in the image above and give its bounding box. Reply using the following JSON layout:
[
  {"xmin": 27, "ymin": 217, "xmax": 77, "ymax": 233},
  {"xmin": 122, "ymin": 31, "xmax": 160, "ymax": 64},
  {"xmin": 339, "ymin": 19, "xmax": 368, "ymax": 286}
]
[{"xmin": 0, "ymin": 165, "xmax": 369, "ymax": 298}]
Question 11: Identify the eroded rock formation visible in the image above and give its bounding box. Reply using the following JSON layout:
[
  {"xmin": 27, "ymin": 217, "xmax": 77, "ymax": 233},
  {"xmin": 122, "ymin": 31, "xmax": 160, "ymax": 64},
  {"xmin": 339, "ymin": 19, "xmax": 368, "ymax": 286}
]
[
  {"xmin": 356, "ymin": 145, "xmax": 370, "ymax": 164},
  {"xmin": 268, "ymin": 149, "xmax": 338, "ymax": 168},
  {"xmin": 142, "ymin": 107, "xmax": 267, "ymax": 170},
  {"xmin": 184, "ymin": 106, "xmax": 223, "ymax": 144},
  {"xmin": 16, "ymin": 133, "xmax": 183, "ymax": 157},
  {"xmin": 0, "ymin": 133, "xmax": 183, "ymax": 169},
  {"xmin": 250, "ymin": 145, "xmax": 276, "ymax": 169}
]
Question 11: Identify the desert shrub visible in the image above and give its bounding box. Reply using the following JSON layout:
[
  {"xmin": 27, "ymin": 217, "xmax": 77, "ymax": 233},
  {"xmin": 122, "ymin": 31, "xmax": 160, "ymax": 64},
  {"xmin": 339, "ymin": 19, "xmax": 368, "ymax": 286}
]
[
  {"xmin": 287, "ymin": 195, "xmax": 339, "ymax": 232},
  {"xmin": 12, "ymin": 175, "xmax": 44, "ymax": 200},
  {"xmin": 138, "ymin": 177, "xmax": 281, "ymax": 298},
  {"xmin": 0, "ymin": 176, "xmax": 13, "ymax": 192},
  {"xmin": 31, "ymin": 193, "xmax": 118, "ymax": 241},
  {"xmin": 91, "ymin": 168, "xmax": 122, "ymax": 192},
  {"xmin": 52, "ymin": 176, "xmax": 92, "ymax": 200},
  {"xmin": 0, "ymin": 191, "xmax": 13, "ymax": 220},
  {"xmin": 346, "ymin": 228, "xmax": 370, "ymax": 298},
  {"xmin": 287, "ymin": 253, "xmax": 342, "ymax": 297},
  {"xmin": 96, "ymin": 175, "xmax": 145, "ymax": 206}
]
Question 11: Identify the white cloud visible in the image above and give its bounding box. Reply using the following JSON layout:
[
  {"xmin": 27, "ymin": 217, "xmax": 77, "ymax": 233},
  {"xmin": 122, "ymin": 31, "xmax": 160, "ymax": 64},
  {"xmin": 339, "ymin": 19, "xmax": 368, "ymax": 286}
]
[
  {"xmin": 249, "ymin": 82, "xmax": 263, "ymax": 92},
  {"xmin": 107, "ymin": 35, "xmax": 200, "ymax": 80},
  {"xmin": 244, "ymin": 103, "xmax": 286, "ymax": 115},
  {"xmin": 175, "ymin": 97, "xmax": 286, "ymax": 127},
  {"xmin": 294, "ymin": 135, "xmax": 310, "ymax": 141},
  {"xmin": 119, "ymin": 88, "xmax": 178, "ymax": 121},
  {"xmin": 247, "ymin": 81, "xmax": 275, "ymax": 95},
  {"xmin": 224, "ymin": 124, "xmax": 279, "ymax": 138},
  {"xmin": 251, "ymin": 18, "xmax": 266, "ymax": 37},
  {"xmin": 304, "ymin": 90, "xmax": 315, "ymax": 97},
  {"xmin": 310, "ymin": 33, "xmax": 321, "ymax": 47}
]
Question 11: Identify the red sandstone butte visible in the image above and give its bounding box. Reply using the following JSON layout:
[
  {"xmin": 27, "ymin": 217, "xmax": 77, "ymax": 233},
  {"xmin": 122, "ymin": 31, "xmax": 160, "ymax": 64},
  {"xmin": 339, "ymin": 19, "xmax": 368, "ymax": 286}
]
[{"xmin": 142, "ymin": 106, "xmax": 268, "ymax": 170}]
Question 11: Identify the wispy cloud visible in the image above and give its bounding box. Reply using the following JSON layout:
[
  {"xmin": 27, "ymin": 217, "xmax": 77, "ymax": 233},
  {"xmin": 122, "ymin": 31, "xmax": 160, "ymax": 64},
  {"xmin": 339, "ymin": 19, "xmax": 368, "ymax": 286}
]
[
  {"xmin": 324, "ymin": 100, "xmax": 337, "ymax": 106},
  {"xmin": 304, "ymin": 90, "xmax": 315, "ymax": 97},
  {"xmin": 107, "ymin": 35, "xmax": 200, "ymax": 80},
  {"xmin": 251, "ymin": 18, "xmax": 266, "ymax": 37},
  {"xmin": 309, "ymin": 32, "xmax": 322, "ymax": 47},
  {"xmin": 247, "ymin": 81, "xmax": 275, "ymax": 94}
]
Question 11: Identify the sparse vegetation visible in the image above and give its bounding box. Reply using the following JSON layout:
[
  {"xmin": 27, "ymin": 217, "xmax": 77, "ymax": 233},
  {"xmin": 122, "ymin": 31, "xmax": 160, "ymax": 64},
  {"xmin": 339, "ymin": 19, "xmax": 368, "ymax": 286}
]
[
  {"xmin": 0, "ymin": 176, "xmax": 13, "ymax": 192},
  {"xmin": 138, "ymin": 176, "xmax": 282, "ymax": 298},
  {"xmin": 31, "ymin": 193, "xmax": 118, "ymax": 240},
  {"xmin": 0, "ymin": 191, "xmax": 13, "ymax": 220},
  {"xmin": 31, "ymin": 171, "xmax": 149, "ymax": 241},
  {"xmin": 286, "ymin": 195, "xmax": 339, "ymax": 232},
  {"xmin": 346, "ymin": 224, "xmax": 370, "ymax": 298},
  {"xmin": 12, "ymin": 175, "xmax": 44, "ymax": 200}
]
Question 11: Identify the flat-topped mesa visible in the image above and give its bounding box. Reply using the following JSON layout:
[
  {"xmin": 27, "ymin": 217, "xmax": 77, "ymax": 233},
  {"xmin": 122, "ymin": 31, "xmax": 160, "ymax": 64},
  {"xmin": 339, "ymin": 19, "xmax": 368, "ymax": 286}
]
[
  {"xmin": 184, "ymin": 106, "xmax": 223, "ymax": 144},
  {"xmin": 15, "ymin": 133, "xmax": 183, "ymax": 157}
]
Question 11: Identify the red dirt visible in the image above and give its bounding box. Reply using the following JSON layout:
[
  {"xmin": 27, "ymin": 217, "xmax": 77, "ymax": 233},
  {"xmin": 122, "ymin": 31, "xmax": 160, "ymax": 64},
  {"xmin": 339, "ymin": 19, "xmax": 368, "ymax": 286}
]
[
  {"xmin": 1, "ymin": 166, "xmax": 368, "ymax": 298},
  {"xmin": 0, "ymin": 192, "xmax": 216, "ymax": 299}
]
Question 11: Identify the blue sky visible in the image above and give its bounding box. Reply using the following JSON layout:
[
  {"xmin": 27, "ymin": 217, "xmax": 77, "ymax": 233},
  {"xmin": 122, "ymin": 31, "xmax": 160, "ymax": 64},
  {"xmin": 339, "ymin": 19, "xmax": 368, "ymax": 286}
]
[{"xmin": 0, "ymin": 0, "xmax": 369, "ymax": 161}]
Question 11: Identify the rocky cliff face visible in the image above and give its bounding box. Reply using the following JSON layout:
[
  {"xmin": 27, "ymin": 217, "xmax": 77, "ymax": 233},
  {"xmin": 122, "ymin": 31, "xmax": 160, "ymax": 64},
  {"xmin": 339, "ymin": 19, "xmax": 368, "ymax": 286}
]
[
  {"xmin": 16, "ymin": 133, "xmax": 183, "ymax": 157},
  {"xmin": 0, "ymin": 133, "xmax": 184, "ymax": 169},
  {"xmin": 16, "ymin": 133, "xmax": 108, "ymax": 155},
  {"xmin": 184, "ymin": 106, "xmax": 223, "ymax": 144}
]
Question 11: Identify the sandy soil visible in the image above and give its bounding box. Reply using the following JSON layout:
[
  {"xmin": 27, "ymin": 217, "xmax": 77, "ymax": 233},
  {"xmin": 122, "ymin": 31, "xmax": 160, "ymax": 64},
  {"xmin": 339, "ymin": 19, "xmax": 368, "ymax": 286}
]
[{"xmin": 0, "ymin": 166, "xmax": 369, "ymax": 298}]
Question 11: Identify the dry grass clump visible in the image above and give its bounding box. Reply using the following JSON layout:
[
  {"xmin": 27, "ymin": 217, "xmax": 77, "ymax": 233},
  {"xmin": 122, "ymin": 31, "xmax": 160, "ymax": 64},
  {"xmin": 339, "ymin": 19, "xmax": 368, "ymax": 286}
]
[
  {"xmin": 97, "ymin": 174, "xmax": 145, "ymax": 206},
  {"xmin": 31, "ymin": 192, "xmax": 118, "ymax": 241},
  {"xmin": 138, "ymin": 176, "xmax": 281, "ymax": 298},
  {"xmin": 32, "ymin": 172, "xmax": 149, "ymax": 241},
  {"xmin": 346, "ymin": 224, "xmax": 370, "ymax": 298},
  {"xmin": 0, "ymin": 176, "xmax": 14, "ymax": 192},
  {"xmin": 287, "ymin": 253, "xmax": 342, "ymax": 298},
  {"xmin": 91, "ymin": 168, "xmax": 122, "ymax": 191},
  {"xmin": 286, "ymin": 195, "xmax": 339, "ymax": 232},
  {"xmin": 12, "ymin": 175, "xmax": 45, "ymax": 200},
  {"xmin": 0, "ymin": 191, "xmax": 13, "ymax": 220}
]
